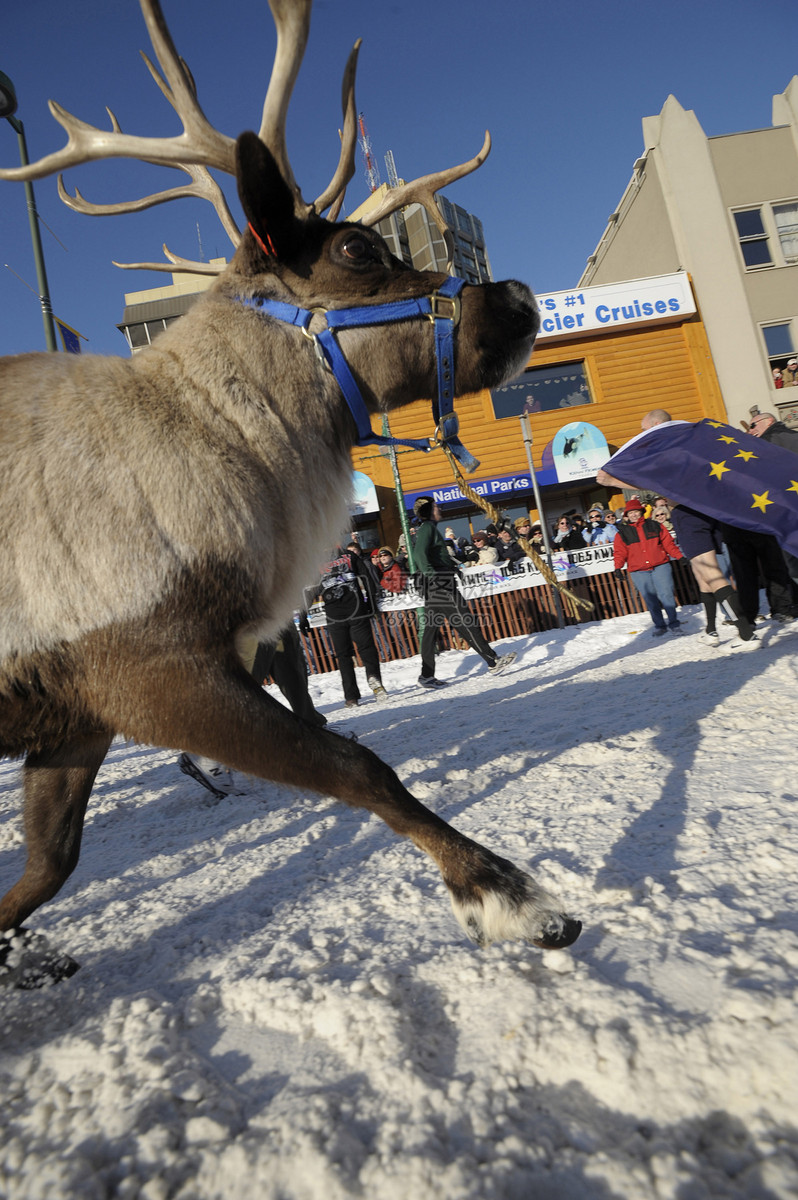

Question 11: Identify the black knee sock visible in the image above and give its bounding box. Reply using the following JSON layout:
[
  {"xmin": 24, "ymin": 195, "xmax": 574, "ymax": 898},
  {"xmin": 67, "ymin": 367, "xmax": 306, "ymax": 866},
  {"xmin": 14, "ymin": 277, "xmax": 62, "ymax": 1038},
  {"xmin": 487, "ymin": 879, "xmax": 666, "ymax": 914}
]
[
  {"xmin": 700, "ymin": 591, "xmax": 718, "ymax": 635},
  {"xmin": 716, "ymin": 584, "xmax": 754, "ymax": 640}
]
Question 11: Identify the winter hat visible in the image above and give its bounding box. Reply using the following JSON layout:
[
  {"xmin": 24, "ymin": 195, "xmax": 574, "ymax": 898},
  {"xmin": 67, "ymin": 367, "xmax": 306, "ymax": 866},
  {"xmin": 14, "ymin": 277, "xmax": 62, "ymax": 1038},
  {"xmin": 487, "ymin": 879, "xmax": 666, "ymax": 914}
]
[
  {"xmin": 413, "ymin": 496, "xmax": 433, "ymax": 519},
  {"xmin": 444, "ymin": 527, "xmax": 455, "ymax": 539},
  {"xmin": 514, "ymin": 516, "xmax": 532, "ymax": 530},
  {"xmin": 378, "ymin": 546, "xmax": 393, "ymax": 556},
  {"xmin": 587, "ymin": 505, "xmax": 604, "ymax": 517},
  {"xmin": 473, "ymin": 531, "xmax": 488, "ymax": 543},
  {"xmin": 623, "ymin": 497, "xmax": 644, "ymax": 514}
]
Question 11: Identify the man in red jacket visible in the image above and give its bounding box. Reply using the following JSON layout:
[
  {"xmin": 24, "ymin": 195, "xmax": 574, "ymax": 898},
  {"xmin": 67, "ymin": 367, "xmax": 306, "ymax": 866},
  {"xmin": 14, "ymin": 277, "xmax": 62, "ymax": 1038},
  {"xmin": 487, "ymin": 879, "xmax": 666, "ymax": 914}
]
[{"xmin": 614, "ymin": 497, "xmax": 684, "ymax": 636}]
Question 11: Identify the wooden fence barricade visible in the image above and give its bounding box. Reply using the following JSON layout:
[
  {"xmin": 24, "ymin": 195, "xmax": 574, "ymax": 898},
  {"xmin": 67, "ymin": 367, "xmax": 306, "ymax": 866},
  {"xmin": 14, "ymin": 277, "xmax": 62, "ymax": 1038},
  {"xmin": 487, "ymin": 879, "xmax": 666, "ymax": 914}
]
[{"xmin": 296, "ymin": 558, "xmax": 700, "ymax": 675}]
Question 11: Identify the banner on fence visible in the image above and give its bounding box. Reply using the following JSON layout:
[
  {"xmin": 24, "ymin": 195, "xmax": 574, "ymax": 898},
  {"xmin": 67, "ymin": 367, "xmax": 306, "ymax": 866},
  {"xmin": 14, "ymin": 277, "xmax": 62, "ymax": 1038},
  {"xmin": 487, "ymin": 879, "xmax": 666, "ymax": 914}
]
[{"xmin": 306, "ymin": 544, "xmax": 615, "ymax": 624}]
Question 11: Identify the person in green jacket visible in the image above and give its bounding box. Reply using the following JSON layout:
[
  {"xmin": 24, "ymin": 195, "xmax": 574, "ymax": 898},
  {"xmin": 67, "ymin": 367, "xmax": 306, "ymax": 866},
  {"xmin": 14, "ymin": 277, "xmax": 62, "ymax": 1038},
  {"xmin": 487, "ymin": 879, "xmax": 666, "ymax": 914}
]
[{"xmin": 412, "ymin": 496, "xmax": 517, "ymax": 688}]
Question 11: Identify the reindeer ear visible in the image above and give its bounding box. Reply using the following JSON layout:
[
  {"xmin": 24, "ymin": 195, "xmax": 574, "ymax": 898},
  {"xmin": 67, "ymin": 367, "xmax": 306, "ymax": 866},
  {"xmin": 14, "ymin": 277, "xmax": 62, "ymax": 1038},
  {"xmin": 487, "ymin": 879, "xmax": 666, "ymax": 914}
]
[{"xmin": 235, "ymin": 131, "xmax": 300, "ymax": 262}]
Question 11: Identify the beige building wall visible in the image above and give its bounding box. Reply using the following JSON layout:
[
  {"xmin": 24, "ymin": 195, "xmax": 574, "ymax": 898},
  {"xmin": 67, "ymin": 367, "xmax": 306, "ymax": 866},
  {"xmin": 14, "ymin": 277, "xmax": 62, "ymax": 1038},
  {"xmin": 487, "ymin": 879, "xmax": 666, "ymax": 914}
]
[
  {"xmin": 580, "ymin": 79, "xmax": 798, "ymax": 428},
  {"xmin": 584, "ymin": 158, "xmax": 679, "ymax": 282}
]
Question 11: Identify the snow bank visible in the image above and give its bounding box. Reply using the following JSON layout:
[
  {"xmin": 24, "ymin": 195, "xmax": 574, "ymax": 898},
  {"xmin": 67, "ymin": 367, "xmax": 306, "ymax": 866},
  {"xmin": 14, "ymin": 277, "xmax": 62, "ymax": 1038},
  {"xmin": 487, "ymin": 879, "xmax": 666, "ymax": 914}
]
[{"xmin": 2, "ymin": 607, "xmax": 798, "ymax": 1198}]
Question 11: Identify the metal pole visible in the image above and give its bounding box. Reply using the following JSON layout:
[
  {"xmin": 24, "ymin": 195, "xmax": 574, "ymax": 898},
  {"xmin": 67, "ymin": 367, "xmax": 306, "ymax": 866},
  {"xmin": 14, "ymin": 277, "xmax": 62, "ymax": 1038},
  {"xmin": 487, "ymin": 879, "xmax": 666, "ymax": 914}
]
[
  {"xmin": 381, "ymin": 416, "xmax": 426, "ymax": 641},
  {"xmin": 520, "ymin": 414, "xmax": 564, "ymax": 628},
  {"xmin": 381, "ymin": 416, "xmax": 416, "ymax": 574},
  {"xmin": 6, "ymin": 114, "xmax": 58, "ymax": 352}
]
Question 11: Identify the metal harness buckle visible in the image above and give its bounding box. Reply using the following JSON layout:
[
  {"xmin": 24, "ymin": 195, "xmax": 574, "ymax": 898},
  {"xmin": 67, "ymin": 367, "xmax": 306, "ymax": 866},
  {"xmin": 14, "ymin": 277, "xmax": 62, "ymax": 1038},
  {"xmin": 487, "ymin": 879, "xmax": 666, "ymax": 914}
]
[
  {"xmin": 300, "ymin": 306, "xmax": 329, "ymax": 338},
  {"xmin": 433, "ymin": 412, "xmax": 460, "ymax": 445},
  {"xmin": 301, "ymin": 307, "xmax": 330, "ymax": 368},
  {"xmin": 427, "ymin": 292, "xmax": 461, "ymax": 325}
]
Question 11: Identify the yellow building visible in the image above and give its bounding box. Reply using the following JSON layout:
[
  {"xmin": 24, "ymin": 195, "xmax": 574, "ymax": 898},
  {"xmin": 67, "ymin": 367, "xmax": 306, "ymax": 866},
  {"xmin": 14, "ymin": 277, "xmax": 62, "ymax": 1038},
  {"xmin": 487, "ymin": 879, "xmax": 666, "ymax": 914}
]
[
  {"xmin": 116, "ymin": 264, "xmax": 724, "ymax": 551},
  {"xmin": 352, "ymin": 271, "xmax": 726, "ymax": 548}
]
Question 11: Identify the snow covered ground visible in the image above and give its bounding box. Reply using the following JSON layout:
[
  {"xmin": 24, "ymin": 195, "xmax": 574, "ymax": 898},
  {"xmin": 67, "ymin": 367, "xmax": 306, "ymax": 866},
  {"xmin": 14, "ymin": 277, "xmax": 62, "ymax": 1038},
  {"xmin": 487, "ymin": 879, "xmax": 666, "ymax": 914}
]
[{"xmin": 2, "ymin": 603, "xmax": 798, "ymax": 1199}]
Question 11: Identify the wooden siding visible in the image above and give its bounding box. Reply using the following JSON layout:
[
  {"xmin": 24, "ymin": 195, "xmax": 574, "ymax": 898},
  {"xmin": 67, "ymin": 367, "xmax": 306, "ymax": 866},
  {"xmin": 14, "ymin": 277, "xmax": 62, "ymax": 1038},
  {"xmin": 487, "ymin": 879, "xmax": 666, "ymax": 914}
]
[{"xmin": 352, "ymin": 314, "xmax": 726, "ymax": 497}]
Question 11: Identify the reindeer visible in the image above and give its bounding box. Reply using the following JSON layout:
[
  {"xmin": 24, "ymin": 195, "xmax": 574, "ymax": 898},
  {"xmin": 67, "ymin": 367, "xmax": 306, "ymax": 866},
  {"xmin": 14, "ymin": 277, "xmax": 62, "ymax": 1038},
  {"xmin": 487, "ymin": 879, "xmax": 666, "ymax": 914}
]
[{"xmin": 0, "ymin": 0, "xmax": 580, "ymax": 982}]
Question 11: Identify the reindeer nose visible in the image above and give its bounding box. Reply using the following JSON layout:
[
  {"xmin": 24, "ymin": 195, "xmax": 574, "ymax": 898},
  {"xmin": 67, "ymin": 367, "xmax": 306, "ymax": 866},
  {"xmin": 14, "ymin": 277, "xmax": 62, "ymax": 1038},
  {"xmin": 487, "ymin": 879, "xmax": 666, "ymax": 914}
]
[{"xmin": 495, "ymin": 280, "xmax": 540, "ymax": 340}]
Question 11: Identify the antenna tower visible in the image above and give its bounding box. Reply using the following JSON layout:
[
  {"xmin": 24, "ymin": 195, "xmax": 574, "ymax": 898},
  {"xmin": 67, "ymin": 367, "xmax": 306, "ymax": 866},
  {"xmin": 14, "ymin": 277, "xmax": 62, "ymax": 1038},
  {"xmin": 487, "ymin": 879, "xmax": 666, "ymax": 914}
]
[
  {"xmin": 357, "ymin": 112, "xmax": 381, "ymax": 193},
  {"xmin": 384, "ymin": 150, "xmax": 399, "ymax": 190}
]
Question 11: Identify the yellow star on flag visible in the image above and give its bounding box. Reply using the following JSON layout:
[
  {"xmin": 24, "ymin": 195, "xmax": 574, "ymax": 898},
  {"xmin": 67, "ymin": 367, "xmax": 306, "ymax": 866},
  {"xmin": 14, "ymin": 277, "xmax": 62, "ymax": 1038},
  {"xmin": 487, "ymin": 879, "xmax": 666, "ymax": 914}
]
[
  {"xmin": 751, "ymin": 491, "xmax": 772, "ymax": 512},
  {"xmin": 734, "ymin": 449, "xmax": 758, "ymax": 462},
  {"xmin": 706, "ymin": 420, "xmax": 725, "ymax": 428},
  {"xmin": 788, "ymin": 481, "xmax": 798, "ymax": 495},
  {"xmin": 717, "ymin": 435, "xmax": 738, "ymax": 445},
  {"xmin": 708, "ymin": 460, "xmax": 730, "ymax": 480}
]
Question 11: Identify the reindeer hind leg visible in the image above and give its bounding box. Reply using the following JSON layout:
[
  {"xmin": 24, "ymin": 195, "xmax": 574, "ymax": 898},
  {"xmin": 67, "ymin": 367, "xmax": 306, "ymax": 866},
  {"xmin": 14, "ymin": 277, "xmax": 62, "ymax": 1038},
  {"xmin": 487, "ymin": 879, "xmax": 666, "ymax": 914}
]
[{"xmin": 0, "ymin": 730, "xmax": 112, "ymax": 985}]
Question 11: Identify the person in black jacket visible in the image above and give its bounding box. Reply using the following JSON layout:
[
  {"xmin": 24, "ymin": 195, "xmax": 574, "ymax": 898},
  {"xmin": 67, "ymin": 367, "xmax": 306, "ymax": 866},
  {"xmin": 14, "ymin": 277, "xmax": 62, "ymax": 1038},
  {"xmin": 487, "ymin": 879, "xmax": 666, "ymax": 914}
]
[
  {"xmin": 749, "ymin": 412, "xmax": 798, "ymax": 590},
  {"xmin": 412, "ymin": 497, "xmax": 516, "ymax": 687},
  {"xmin": 317, "ymin": 547, "xmax": 386, "ymax": 707},
  {"xmin": 551, "ymin": 515, "xmax": 585, "ymax": 551},
  {"xmin": 496, "ymin": 527, "xmax": 526, "ymax": 568}
]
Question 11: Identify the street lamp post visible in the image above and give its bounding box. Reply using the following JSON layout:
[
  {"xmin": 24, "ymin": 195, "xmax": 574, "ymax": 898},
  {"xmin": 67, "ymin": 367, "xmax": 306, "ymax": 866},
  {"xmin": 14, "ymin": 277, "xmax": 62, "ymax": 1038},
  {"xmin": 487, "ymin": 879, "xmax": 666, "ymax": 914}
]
[{"xmin": 0, "ymin": 70, "xmax": 58, "ymax": 351}]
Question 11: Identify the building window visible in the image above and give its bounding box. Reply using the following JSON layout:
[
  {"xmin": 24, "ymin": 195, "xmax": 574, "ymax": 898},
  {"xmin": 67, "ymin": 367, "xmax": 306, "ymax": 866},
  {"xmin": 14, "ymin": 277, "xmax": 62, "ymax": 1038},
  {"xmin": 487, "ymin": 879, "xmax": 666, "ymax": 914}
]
[
  {"xmin": 733, "ymin": 202, "xmax": 798, "ymax": 270},
  {"xmin": 774, "ymin": 202, "xmax": 798, "ymax": 264},
  {"xmin": 491, "ymin": 362, "xmax": 593, "ymax": 419},
  {"xmin": 733, "ymin": 208, "xmax": 772, "ymax": 268},
  {"xmin": 762, "ymin": 322, "xmax": 796, "ymax": 389},
  {"xmin": 125, "ymin": 323, "xmax": 151, "ymax": 349}
]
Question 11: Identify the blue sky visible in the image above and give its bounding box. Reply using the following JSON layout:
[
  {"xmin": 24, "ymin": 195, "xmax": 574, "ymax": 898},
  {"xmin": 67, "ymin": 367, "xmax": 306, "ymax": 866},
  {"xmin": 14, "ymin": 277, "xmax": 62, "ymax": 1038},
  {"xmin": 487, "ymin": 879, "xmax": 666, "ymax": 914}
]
[{"xmin": 1, "ymin": 0, "xmax": 795, "ymax": 358}]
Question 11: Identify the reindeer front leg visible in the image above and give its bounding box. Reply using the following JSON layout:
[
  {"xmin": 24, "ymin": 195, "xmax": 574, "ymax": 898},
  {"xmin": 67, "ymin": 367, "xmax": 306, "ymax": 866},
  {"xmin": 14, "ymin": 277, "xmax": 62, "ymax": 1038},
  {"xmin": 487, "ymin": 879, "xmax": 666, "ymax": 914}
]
[{"xmin": 105, "ymin": 653, "xmax": 581, "ymax": 951}]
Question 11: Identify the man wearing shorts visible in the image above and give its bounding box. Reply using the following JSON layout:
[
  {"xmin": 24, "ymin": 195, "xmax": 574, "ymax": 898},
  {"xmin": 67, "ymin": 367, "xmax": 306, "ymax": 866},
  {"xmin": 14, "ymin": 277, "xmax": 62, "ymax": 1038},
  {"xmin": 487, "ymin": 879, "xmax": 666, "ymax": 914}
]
[{"xmin": 669, "ymin": 503, "xmax": 758, "ymax": 650}]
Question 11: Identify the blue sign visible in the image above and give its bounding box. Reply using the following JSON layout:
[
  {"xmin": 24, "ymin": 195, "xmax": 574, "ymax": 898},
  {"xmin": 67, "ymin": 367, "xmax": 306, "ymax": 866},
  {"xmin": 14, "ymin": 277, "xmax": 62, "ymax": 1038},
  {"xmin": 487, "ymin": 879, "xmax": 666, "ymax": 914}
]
[{"xmin": 405, "ymin": 471, "xmax": 554, "ymax": 512}]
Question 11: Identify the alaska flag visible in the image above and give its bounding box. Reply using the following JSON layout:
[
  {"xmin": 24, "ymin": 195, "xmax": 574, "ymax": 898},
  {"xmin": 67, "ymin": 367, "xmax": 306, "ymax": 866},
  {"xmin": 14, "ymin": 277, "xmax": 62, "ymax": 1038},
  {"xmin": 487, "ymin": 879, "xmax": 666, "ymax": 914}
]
[
  {"xmin": 54, "ymin": 317, "xmax": 83, "ymax": 354},
  {"xmin": 602, "ymin": 418, "xmax": 798, "ymax": 557}
]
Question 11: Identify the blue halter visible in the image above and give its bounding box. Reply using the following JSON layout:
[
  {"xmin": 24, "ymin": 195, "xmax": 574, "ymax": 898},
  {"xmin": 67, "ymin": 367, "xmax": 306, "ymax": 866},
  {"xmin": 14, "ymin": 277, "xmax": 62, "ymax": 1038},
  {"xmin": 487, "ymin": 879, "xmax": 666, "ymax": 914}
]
[{"xmin": 237, "ymin": 274, "xmax": 479, "ymax": 473}]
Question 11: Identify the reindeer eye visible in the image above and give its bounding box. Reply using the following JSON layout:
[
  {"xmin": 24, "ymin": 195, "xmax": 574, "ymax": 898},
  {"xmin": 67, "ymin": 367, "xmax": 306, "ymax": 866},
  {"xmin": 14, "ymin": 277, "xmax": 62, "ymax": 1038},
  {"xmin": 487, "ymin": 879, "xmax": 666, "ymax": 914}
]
[{"xmin": 341, "ymin": 233, "xmax": 376, "ymax": 262}]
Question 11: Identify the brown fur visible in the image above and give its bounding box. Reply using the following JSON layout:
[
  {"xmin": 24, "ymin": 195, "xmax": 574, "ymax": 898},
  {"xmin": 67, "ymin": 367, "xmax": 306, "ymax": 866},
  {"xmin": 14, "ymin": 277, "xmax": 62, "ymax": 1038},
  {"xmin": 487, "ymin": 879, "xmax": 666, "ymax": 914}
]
[{"xmin": 0, "ymin": 135, "xmax": 581, "ymax": 957}]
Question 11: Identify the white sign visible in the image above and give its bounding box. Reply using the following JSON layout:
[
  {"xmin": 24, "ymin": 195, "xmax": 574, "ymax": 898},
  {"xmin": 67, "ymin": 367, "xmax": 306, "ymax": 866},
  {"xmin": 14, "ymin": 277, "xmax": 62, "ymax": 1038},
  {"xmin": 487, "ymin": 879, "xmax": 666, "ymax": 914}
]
[
  {"xmin": 457, "ymin": 544, "xmax": 615, "ymax": 598},
  {"xmin": 348, "ymin": 470, "xmax": 379, "ymax": 516},
  {"xmin": 551, "ymin": 421, "xmax": 610, "ymax": 482},
  {"xmin": 534, "ymin": 272, "xmax": 696, "ymax": 341}
]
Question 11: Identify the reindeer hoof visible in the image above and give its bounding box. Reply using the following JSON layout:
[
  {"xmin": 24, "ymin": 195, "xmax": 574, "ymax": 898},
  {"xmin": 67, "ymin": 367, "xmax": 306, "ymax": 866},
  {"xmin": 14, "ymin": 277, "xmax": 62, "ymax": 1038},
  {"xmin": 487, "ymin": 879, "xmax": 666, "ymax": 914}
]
[
  {"xmin": 0, "ymin": 928, "xmax": 80, "ymax": 990},
  {"xmin": 533, "ymin": 916, "xmax": 582, "ymax": 950}
]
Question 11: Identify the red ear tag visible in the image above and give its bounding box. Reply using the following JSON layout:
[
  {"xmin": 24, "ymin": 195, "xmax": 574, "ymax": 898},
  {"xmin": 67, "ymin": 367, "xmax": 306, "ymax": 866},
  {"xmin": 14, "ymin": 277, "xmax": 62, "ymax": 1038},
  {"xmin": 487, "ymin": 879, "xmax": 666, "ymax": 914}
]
[{"xmin": 248, "ymin": 221, "xmax": 277, "ymax": 258}]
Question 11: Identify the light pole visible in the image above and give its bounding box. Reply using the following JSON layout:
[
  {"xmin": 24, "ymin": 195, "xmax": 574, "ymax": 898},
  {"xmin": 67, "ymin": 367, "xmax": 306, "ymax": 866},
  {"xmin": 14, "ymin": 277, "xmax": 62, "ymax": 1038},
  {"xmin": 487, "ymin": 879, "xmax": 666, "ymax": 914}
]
[{"xmin": 0, "ymin": 70, "xmax": 58, "ymax": 351}]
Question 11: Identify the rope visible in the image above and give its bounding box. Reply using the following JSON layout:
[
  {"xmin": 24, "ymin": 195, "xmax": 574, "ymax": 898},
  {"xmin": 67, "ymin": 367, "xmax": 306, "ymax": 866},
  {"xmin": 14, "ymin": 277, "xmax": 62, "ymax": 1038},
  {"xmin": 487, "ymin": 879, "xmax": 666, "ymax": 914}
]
[{"xmin": 441, "ymin": 444, "xmax": 594, "ymax": 619}]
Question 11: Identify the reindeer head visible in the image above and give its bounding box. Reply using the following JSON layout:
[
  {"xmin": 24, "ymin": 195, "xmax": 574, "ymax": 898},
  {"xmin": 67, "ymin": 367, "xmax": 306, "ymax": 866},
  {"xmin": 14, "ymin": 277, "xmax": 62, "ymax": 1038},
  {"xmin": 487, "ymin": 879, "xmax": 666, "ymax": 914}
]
[
  {"xmin": 0, "ymin": 0, "xmax": 539, "ymax": 463},
  {"xmin": 230, "ymin": 129, "xmax": 537, "ymax": 416}
]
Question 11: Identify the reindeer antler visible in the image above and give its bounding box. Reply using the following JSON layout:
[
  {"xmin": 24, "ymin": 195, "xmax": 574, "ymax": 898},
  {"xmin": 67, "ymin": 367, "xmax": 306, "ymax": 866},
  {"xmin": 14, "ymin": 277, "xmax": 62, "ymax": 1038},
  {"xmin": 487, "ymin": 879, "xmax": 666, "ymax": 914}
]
[
  {"xmin": 358, "ymin": 132, "xmax": 492, "ymax": 263},
  {"xmin": 0, "ymin": 0, "xmax": 490, "ymax": 274},
  {"xmin": 54, "ymin": 32, "xmax": 243, "ymax": 273},
  {"xmin": 112, "ymin": 247, "xmax": 226, "ymax": 275},
  {"xmin": 0, "ymin": 2, "xmax": 235, "ymax": 183},
  {"xmin": 311, "ymin": 40, "xmax": 361, "ymax": 217}
]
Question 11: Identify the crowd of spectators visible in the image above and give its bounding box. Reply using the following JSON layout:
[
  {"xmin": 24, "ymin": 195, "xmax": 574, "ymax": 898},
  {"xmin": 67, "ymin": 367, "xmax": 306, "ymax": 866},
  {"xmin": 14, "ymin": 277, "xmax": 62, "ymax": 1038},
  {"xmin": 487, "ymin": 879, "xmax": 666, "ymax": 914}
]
[
  {"xmin": 307, "ymin": 421, "xmax": 798, "ymax": 699},
  {"xmin": 343, "ymin": 495, "xmax": 764, "ymax": 607}
]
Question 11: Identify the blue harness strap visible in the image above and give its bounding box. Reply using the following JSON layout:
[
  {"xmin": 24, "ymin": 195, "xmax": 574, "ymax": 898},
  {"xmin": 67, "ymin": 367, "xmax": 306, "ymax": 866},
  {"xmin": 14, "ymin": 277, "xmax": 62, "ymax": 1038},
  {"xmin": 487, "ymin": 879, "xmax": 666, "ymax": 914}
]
[{"xmin": 237, "ymin": 275, "xmax": 480, "ymax": 471}]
